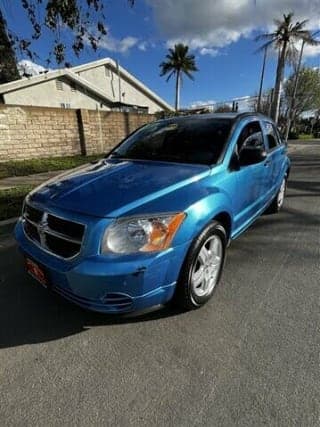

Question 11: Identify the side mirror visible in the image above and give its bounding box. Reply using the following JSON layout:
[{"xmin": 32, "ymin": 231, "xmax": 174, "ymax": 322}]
[{"xmin": 239, "ymin": 146, "xmax": 267, "ymax": 166}]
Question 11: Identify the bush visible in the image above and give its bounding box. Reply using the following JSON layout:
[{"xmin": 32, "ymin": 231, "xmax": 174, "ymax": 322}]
[
  {"xmin": 288, "ymin": 131, "xmax": 299, "ymax": 140},
  {"xmin": 0, "ymin": 186, "xmax": 34, "ymax": 221}
]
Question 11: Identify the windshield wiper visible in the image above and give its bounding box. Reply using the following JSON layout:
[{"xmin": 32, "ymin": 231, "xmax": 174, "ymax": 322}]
[{"xmin": 107, "ymin": 151, "xmax": 123, "ymax": 159}]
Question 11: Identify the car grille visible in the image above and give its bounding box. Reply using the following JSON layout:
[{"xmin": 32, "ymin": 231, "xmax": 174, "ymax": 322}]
[{"xmin": 23, "ymin": 203, "xmax": 85, "ymax": 259}]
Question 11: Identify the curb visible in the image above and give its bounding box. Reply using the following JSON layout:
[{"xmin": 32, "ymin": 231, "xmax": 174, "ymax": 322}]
[{"xmin": 0, "ymin": 217, "xmax": 18, "ymax": 236}]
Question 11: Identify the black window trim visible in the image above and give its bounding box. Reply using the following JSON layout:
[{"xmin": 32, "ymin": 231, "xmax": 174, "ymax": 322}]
[{"xmin": 227, "ymin": 118, "xmax": 266, "ymax": 171}]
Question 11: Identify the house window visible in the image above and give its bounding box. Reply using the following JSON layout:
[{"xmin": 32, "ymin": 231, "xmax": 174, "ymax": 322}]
[
  {"xmin": 105, "ymin": 66, "xmax": 110, "ymax": 77},
  {"xmin": 60, "ymin": 103, "xmax": 71, "ymax": 109},
  {"xmin": 56, "ymin": 80, "xmax": 63, "ymax": 90}
]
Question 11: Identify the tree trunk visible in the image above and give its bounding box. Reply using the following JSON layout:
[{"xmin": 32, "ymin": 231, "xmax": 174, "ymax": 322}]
[
  {"xmin": 284, "ymin": 41, "xmax": 305, "ymax": 141},
  {"xmin": 175, "ymin": 69, "xmax": 181, "ymax": 111},
  {"xmin": 271, "ymin": 41, "xmax": 287, "ymax": 123}
]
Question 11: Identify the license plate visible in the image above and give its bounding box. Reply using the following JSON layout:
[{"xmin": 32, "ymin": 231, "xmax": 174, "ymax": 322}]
[{"xmin": 25, "ymin": 257, "xmax": 48, "ymax": 287}]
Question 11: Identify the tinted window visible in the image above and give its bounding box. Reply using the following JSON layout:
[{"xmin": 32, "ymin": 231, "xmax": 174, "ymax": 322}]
[
  {"xmin": 109, "ymin": 118, "xmax": 232, "ymax": 165},
  {"xmin": 237, "ymin": 121, "xmax": 265, "ymax": 153},
  {"xmin": 264, "ymin": 122, "xmax": 280, "ymax": 150}
]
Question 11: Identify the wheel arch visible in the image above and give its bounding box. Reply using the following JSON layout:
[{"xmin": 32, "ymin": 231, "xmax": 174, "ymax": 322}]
[
  {"xmin": 286, "ymin": 165, "xmax": 291, "ymax": 178},
  {"xmin": 212, "ymin": 211, "xmax": 232, "ymax": 241}
]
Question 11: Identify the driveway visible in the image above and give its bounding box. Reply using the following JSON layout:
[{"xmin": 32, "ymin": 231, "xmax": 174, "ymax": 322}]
[{"xmin": 0, "ymin": 141, "xmax": 319, "ymax": 426}]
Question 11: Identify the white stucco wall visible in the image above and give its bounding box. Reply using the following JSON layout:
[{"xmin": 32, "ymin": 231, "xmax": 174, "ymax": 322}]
[
  {"xmin": 77, "ymin": 65, "xmax": 164, "ymax": 113},
  {"xmin": 3, "ymin": 79, "xmax": 111, "ymax": 110}
]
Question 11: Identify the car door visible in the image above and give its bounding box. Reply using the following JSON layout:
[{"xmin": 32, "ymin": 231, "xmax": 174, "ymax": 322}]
[
  {"xmin": 231, "ymin": 120, "xmax": 269, "ymax": 233},
  {"xmin": 261, "ymin": 121, "xmax": 285, "ymax": 203}
]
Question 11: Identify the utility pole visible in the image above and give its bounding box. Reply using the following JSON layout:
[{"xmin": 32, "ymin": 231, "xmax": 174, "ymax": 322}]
[{"xmin": 257, "ymin": 46, "xmax": 268, "ymax": 112}]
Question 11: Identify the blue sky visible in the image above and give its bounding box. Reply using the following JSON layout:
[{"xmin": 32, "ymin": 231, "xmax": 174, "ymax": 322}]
[{"xmin": 2, "ymin": 0, "xmax": 320, "ymax": 108}]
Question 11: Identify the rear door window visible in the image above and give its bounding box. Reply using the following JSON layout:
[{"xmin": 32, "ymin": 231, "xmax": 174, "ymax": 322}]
[{"xmin": 263, "ymin": 122, "xmax": 281, "ymax": 150}]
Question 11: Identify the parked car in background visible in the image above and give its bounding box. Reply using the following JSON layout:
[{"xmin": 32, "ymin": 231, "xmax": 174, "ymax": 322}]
[{"xmin": 15, "ymin": 113, "xmax": 290, "ymax": 313}]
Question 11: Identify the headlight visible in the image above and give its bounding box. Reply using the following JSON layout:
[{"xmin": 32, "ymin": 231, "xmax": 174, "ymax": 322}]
[{"xmin": 101, "ymin": 212, "xmax": 186, "ymax": 254}]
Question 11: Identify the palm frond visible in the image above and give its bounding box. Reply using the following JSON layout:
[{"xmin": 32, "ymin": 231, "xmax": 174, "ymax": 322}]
[
  {"xmin": 183, "ymin": 69, "xmax": 195, "ymax": 81},
  {"xmin": 165, "ymin": 70, "xmax": 175, "ymax": 82},
  {"xmin": 254, "ymin": 38, "xmax": 277, "ymax": 53},
  {"xmin": 255, "ymin": 32, "xmax": 277, "ymax": 42},
  {"xmin": 292, "ymin": 19, "xmax": 309, "ymax": 32},
  {"xmin": 159, "ymin": 43, "xmax": 198, "ymax": 80}
]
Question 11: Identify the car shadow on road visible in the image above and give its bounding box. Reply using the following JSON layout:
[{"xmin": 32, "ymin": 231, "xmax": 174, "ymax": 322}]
[
  {"xmin": 0, "ymin": 246, "xmax": 186, "ymax": 349},
  {"xmin": 287, "ymin": 180, "xmax": 320, "ymax": 197}
]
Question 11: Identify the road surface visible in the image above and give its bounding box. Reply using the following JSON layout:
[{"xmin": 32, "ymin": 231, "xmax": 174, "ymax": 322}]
[{"xmin": 0, "ymin": 141, "xmax": 319, "ymax": 426}]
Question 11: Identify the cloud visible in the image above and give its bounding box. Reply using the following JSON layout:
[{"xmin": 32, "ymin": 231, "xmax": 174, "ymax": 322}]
[
  {"xmin": 89, "ymin": 27, "xmax": 153, "ymax": 54},
  {"xmin": 189, "ymin": 100, "xmax": 216, "ymax": 109},
  {"xmin": 84, "ymin": 26, "xmax": 140, "ymax": 54},
  {"xmin": 97, "ymin": 35, "xmax": 139, "ymax": 53},
  {"xmin": 189, "ymin": 96, "xmax": 255, "ymax": 111},
  {"xmin": 301, "ymin": 42, "xmax": 320, "ymax": 58},
  {"xmin": 138, "ymin": 41, "xmax": 148, "ymax": 51},
  {"xmin": 147, "ymin": 0, "xmax": 320, "ymax": 55},
  {"xmin": 17, "ymin": 60, "xmax": 51, "ymax": 76},
  {"xmin": 199, "ymin": 48, "xmax": 219, "ymax": 57}
]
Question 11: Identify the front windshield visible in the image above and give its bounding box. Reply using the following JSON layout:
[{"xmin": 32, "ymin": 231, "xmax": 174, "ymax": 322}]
[{"xmin": 108, "ymin": 118, "xmax": 232, "ymax": 166}]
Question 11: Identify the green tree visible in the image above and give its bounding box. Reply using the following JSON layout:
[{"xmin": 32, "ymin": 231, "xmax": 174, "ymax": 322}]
[
  {"xmin": 0, "ymin": 10, "xmax": 20, "ymax": 83},
  {"xmin": 256, "ymin": 13, "xmax": 319, "ymax": 123},
  {"xmin": 284, "ymin": 67, "xmax": 320, "ymax": 129},
  {"xmin": 0, "ymin": 0, "xmax": 134, "ymax": 67},
  {"xmin": 160, "ymin": 43, "xmax": 198, "ymax": 111}
]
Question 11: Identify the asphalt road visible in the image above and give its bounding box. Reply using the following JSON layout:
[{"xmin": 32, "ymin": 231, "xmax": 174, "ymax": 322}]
[{"xmin": 0, "ymin": 142, "xmax": 319, "ymax": 426}]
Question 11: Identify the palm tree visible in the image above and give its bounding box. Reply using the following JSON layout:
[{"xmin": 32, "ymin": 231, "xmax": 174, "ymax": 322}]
[
  {"xmin": 160, "ymin": 43, "xmax": 198, "ymax": 111},
  {"xmin": 256, "ymin": 13, "xmax": 319, "ymax": 123}
]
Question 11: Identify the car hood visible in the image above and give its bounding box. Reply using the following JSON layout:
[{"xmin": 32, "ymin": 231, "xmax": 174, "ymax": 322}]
[{"xmin": 29, "ymin": 159, "xmax": 210, "ymax": 218}]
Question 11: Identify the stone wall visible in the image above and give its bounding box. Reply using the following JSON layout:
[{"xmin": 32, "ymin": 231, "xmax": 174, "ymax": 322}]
[{"xmin": 0, "ymin": 105, "xmax": 155, "ymax": 161}]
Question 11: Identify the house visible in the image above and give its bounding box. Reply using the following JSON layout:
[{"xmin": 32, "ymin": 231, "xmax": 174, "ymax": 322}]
[{"xmin": 0, "ymin": 58, "xmax": 173, "ymax": 113}]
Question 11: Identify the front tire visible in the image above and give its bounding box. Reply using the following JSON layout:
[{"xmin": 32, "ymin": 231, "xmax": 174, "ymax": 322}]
[{"xmin": 173, "ymin": 221, "xmax": 227, "ymax": 310}]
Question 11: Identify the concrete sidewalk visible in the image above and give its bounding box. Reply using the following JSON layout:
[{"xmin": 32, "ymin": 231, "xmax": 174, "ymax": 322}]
[{"xmin": 0, "ymin": 169, "xmax": 68, "ymax": 191}]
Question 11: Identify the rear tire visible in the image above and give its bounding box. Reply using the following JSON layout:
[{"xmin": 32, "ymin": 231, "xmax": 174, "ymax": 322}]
[
  {"xmin": 173, "ymin": 221, "xmax": 227, "ymax": 310},
  {"xmin": 265, "ymin": 174, "xmax": 287, "ymax": 214}
]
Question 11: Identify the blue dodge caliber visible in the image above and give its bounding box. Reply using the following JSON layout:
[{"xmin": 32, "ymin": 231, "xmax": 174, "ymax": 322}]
[{"xmin": 15, "ymin": 113, "xmax": 290, "ymax": 313}]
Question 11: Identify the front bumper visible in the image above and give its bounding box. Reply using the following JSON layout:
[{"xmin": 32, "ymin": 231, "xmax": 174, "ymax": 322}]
[{"xmin": 15, "ymin": 220, "xmax": 190, "ymax": 313}]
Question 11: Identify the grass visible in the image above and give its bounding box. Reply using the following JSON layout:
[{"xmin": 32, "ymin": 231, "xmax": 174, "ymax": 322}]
[
  {"xmin": 0, "ymin": 154, "xmax": 103, "ymax": 221},
  {"xmin": 0, "ymin": 155, "xmax": 102, "ymax": 179},
  {"xmin": 298, "ymin": 133, "xmax": 316, "ymax": 140},
  {"xmin": 0, "ymin": 185, "xmax": 34, "ymax": 221}
]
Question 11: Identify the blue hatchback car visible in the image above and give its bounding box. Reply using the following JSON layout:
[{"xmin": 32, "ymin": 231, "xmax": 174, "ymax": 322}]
[{"xmin": 15, "ymin": 113, "xmax": 290, "ymax": 313}]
